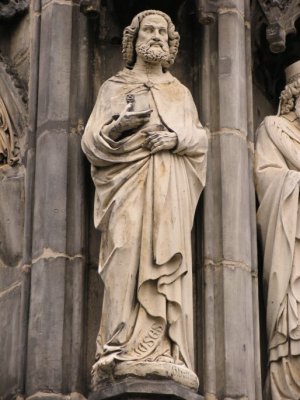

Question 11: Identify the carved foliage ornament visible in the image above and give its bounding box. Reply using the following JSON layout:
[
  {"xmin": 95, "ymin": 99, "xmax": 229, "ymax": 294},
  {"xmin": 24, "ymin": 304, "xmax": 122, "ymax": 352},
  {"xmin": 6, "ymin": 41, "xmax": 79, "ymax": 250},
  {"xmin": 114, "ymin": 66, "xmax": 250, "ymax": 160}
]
[
  {"xmin": 0, "ymin": 0, "xmax": 29, "ymax": 19},
  {"xmin": 79, "ymin": 0, "xmax": 101, "ymax": 17},
  {"xmin": 0, "ymin": 97, "xmax": 19, "ymax": 166},
  {"xmin": 257, "ymin": 0, "xmax": 300, "ymax": 53}
]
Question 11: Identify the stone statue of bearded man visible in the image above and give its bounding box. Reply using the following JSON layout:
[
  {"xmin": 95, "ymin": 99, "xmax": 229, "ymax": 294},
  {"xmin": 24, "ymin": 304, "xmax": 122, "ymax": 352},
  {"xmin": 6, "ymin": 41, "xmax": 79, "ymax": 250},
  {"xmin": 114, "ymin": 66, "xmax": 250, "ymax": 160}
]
[{"xmin": 82, "ymin": 10, "xmax": 208, "ymax": 391}]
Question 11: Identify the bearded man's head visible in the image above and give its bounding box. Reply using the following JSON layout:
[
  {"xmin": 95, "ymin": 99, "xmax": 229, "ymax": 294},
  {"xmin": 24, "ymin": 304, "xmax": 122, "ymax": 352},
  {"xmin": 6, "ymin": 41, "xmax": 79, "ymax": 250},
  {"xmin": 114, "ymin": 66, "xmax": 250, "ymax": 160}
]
[
  {"xmin": 134, "ymin": 13, "xmax": 170, "ymax": 65},
  {"xmin": 122, "ymin": 10, "xmax": 180, "ymax": 70}
]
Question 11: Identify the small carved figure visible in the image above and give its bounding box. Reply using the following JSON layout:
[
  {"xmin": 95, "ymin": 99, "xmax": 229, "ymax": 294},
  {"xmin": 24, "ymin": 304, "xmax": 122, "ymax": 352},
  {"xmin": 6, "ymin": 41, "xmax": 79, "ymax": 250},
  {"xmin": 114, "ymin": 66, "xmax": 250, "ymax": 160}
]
[
  {"xmin": 82, "ymin": 10, "xmax": 208, "ymax": 390},
  {"xmin": 0, "ymin": 96, "xmax": 18, "ymax": 166},
  {"xmin": 255, "ymin": 60, "xmax": 300, "ymax": 399}
]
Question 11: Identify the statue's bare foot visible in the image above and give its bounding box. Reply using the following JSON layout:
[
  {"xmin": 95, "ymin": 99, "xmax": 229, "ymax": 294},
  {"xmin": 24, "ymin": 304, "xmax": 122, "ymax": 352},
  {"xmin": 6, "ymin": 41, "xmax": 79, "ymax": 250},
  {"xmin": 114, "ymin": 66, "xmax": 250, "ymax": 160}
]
[
  {"xmin": 92, "ymin": 354, "xmax": 116, "ymax": 375},
  {"xmin": 156, "ymin": 355, "xmax": 175, "ymax": 363}
]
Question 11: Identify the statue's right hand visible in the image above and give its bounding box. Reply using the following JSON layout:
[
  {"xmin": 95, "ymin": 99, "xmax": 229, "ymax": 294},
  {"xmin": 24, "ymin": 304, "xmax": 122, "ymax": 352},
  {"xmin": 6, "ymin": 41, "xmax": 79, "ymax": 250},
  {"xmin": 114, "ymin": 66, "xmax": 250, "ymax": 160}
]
[{"xmin": 109, "ymin": 104, "xmax": 152, "ymax": 140}]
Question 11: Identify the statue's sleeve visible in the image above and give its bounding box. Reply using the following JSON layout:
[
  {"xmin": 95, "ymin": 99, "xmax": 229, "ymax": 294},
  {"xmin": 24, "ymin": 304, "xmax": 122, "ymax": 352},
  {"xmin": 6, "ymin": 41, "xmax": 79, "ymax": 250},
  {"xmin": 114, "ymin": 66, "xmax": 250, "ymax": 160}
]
[
  {"xmin": 81, "ymin": 81, "xmax": 121, "ymax": 167},
  {"xmin": 255, "ymin": 117, "xmax": 300, "ymax": 204},
  {"xmin": 172, "ymin": 87, "xmax": 208, "ymax": 158}
]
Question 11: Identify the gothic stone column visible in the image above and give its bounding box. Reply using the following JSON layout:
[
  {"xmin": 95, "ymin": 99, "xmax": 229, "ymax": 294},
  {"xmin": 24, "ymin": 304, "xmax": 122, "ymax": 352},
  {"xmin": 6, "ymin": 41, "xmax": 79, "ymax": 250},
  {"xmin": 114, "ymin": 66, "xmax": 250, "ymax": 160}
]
[
  {"xmin": 199, "ymin": 0, "xmax": 262, "ymax": 398},
  {"xmin": 25, "ymin": 1, "xmax": 90, "ymax": 397}
]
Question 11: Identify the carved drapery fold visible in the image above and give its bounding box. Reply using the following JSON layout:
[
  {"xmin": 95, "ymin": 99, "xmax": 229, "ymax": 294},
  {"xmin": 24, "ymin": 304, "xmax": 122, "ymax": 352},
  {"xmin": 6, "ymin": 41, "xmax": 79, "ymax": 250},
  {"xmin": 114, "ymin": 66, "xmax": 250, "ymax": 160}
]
[
  {"xmin": 0, "ymin": 56, "xmax": 27, "ymax": 166},
  {"xmin": 257, "ymin": 0, "xmax": 300, "ymax": 53},
  {"xmin": 0, "ymin": 97, "xmax": 19, "ymax": 166},
  {"xmin": 0, "ymin": 0, "xmax": 29, "ymax": 20}
]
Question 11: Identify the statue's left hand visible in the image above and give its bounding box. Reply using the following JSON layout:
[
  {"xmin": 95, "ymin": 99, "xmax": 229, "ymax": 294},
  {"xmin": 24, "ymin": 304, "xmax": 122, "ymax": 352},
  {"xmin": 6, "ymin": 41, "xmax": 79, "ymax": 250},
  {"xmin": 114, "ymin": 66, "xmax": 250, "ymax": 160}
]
[{"xmin": 143, "ymin": 130, "xmax": 178, "ymax": 154}]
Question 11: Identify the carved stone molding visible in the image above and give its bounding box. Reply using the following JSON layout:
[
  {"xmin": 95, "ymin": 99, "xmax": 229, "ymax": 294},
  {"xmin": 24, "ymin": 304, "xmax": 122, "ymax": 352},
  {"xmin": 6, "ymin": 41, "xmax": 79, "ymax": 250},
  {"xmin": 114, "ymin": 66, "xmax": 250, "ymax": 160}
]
[
  {"xmin": 257, "ymin": 0, "xmax": 300, "ymax": 53},
  {"xmin": 0, "ymin": 0, "xmax": 29, "ymax": 20}
]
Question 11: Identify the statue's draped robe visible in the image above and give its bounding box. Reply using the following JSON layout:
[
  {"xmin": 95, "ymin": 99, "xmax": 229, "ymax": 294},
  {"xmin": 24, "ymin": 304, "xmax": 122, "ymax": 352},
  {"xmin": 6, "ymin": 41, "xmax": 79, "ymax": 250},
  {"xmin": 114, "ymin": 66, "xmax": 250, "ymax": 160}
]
[
  {"xmin": 0, "ymin": 96, "xmax": 17, "ymax": 165},
  {"xmin": 82, "ymin": 69, "xmax": 207, "ymax": 373},
  {"xmin": 255, "ymin": 114, "xmax": 300, "ymax": 399}
]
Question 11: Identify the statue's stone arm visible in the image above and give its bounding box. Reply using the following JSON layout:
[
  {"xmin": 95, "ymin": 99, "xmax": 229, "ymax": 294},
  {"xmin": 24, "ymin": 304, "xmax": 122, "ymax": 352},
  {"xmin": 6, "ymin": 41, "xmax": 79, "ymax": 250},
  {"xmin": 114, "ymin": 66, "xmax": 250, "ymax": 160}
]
[
  {"xmin": 171, "ymin": 88, "xmax": 208, "ymax": 158},
  {"xmin": 104, "ymin": 104, "xmax": 152, "ymax": 141}
]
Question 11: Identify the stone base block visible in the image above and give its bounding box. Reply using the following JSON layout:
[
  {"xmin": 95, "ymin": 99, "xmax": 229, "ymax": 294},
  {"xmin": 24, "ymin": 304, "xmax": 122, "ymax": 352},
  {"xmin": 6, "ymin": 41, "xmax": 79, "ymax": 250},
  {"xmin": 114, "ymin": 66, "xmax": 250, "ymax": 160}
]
[
  {"xmin": 114, "ymin": 362, "xmax": 199, "ymax": 391},
  {"xmin": 89, "ymin": 377, "xmax": 204, "ymax": 400}
]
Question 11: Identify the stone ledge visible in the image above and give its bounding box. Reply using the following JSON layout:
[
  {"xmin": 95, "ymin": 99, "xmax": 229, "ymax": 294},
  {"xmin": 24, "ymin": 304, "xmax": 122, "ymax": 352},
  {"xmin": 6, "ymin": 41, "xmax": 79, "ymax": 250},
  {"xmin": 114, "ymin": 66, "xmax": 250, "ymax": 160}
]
[
  {"xmin": 204, "ymin": 258, "xmax": 252, "ymax": 273},
  {"xmin": 42, "ymin": 0, "xmax": 79, "ymax": 11},
  {"xmin": 217, "ymin": 7, "xmax": 245, "ymax": 21},
  {"xmin": 26, "ymin": 392, "xmax": 86, "ymax": 400},
  {"xmin": 31, "ymin": 248, "xmax": 84, "ymax": 265},
  {"xmin": 89, "ymin": 377, "xmax": 204, "ymax": 400},
  {"xmin": 209, "ymin": 128, "xmax": 249, "ymax": 141},
  {"xmin": 208, "ymin": 129, "xmax": 255, "ymax": 155}
]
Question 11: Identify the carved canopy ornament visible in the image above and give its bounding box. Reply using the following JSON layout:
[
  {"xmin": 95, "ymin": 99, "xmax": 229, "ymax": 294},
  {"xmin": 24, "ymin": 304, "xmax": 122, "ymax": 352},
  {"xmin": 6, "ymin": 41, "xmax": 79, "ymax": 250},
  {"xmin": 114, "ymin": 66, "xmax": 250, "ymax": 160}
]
[
  {"xmin": 257, "ymin": 0, "xmax": 300, "ymax": 53},
  {"xmin": 195, "ymin": 0, "xmax": 217, "ymax": 24},
  {"xmin": 79, "ymin": 0, "xmax": 101, "ymax": 18},
  {"xmin": 0, "ymin": 0, "xmax": 29, "ymax": 19}
]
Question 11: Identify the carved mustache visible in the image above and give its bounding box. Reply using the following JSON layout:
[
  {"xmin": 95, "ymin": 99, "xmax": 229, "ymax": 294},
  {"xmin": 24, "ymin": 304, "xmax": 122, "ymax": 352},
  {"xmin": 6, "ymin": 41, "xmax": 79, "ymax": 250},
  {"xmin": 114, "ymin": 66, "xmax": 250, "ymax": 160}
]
[{"xmin": 148, "ymin": 40, "xmax": 166, "ymax": 48}]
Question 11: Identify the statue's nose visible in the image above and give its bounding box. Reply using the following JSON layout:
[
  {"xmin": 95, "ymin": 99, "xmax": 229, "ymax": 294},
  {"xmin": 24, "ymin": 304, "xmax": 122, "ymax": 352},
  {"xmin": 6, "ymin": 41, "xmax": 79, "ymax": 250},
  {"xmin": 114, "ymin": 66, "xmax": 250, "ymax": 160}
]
[{"xmin": 153, "ymin": 30, "xmax": 160, "ymax": 39}]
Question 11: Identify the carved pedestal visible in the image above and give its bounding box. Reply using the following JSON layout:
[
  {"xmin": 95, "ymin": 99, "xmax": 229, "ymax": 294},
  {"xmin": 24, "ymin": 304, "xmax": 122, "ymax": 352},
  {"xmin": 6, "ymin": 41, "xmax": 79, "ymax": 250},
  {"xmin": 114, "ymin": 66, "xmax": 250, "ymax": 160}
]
[{"xmin": 89, "ymin": 378, "xmax": 203, "ymax": 400}]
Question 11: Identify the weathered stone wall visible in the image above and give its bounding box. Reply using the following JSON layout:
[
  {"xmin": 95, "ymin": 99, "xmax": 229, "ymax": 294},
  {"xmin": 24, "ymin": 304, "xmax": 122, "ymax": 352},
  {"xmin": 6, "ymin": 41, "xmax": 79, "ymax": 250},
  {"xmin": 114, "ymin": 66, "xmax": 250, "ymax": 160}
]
[
  {"xmin": 0, "ymin": 13, "xmax": 29, "ymax": 398},
  {"xmin": 253, "ymin": 84, "xmax": 276, "ymax": 131}
]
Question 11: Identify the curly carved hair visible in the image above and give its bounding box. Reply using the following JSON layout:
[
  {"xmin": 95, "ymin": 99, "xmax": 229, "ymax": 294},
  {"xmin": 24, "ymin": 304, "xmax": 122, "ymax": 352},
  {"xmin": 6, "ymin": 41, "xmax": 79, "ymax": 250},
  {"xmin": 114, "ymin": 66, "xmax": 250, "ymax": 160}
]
[
  {"xmin": 279, "ymin": 77, "xmax": 300, "ymax": 115},
  {"xmin": 122, "ymin": 10, "xmax": 180, "ymax": 70}
]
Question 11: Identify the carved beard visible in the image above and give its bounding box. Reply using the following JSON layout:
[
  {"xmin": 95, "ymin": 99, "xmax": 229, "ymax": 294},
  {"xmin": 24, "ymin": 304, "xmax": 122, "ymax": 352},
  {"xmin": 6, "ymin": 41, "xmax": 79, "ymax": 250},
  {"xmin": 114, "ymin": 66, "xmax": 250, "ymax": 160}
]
[{"xmin": 135, "ymin": 41, "xmax": 170, "ymax": 66}]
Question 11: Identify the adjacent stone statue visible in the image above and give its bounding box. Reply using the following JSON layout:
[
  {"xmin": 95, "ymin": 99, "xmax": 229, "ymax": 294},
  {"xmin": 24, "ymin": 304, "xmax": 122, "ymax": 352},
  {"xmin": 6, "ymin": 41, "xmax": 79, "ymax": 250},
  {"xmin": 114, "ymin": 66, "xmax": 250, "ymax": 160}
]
[
  {"xmin": 0, "ymin": 96, "xmax": 19, "ymax": 166},
  {"xmin": 82, "ymin": 9, "xmax": 208, "ymax": 391},
  {"xmin": 255, "ymin": 61, "xmax": 300, "ymax": 399}
]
